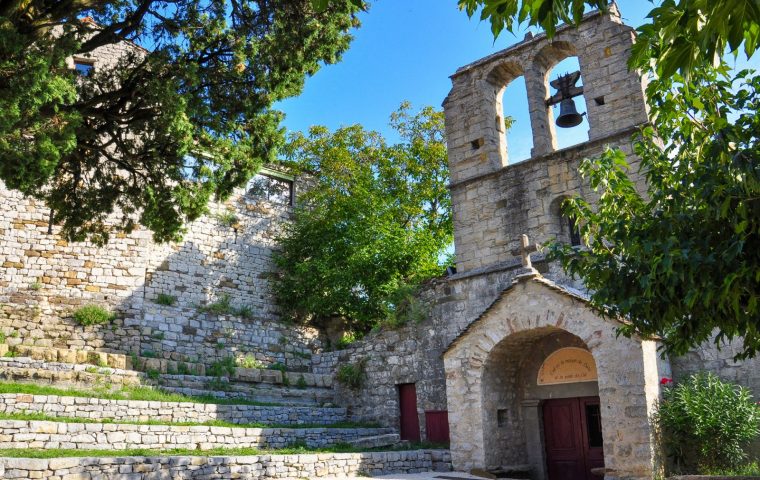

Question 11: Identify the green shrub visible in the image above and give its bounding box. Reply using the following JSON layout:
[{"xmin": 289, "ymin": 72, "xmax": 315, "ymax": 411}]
[
  {"xmin": 234, "ymin": 305, "xmax": 253, "ymax": 319},
  {"xmin": 238, "ymin": 355, "xmax": 264, "ymax": 369},
  {"xmin": 0, "ymin": 332, "xmax": 5, "ymax": 344},
  {"xmin": 296, "ymin": 375, "xmax": 307, "ymax": 389},
  {"xmin": 73, "ymin": 305, "xmax": 115, "ymax": 326},
  {"xmin": 155, "ymin": 294, "xmax": 177, "ymax": 306},
  {"xmin": 215, "ymin": 210, "xmax": 239, "ymax": 228},
  {"xmin": 335, "ymin": 332, "xmax": 358, "ymax": 351},
  {"xmin": 141, "ymin": 350, "xmax": 157, "ymax": 358},
  {"xmin": 199, "ymin": 295, "xmax": 233, "ymax": 315},
  {"xmin": 336, "ymin": 358, "xmax": 367, "ymax": 390},
  {"xmin": 209, "ymin": 357, "xmax": 236, "ymax": 378},
  {"xmin": 176, "ymin": 362, "xmax": 190, "ymax": 375},
  {"xmin": 655, "ymin": 372, "xmax": 760, "ymax": 473}
]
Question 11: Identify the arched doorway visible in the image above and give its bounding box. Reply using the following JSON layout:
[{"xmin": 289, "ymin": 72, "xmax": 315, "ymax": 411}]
[
  {"xmin": 482, "ymin": 327, "xmax": 602, "ymax": 479},
  {"xmin": 442, "ymin": 274, "xmax": 668, "ymax": 480}
]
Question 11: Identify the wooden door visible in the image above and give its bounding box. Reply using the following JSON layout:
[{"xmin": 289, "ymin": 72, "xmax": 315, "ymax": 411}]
[
  {"xmin": 542, "ymin": 397, "xmax": 604, "ymax": 480},
  {"xmin": 398, "ymin": 383, "xmax": 420, "ymax": 441}
]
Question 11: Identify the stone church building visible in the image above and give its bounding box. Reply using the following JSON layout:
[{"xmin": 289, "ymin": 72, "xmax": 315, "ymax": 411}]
[{"xmin": 1, "ymin": 5, "xmax": 759, "ymax": 480}]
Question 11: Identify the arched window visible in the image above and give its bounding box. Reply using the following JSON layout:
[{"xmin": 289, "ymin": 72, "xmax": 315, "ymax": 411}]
[
  {"xmin": 546, "ymin": 56, "xmax": 589, "ymax": 150},
  {"xmin": 499, "ymin": 76, "xmax": 533, "ymax": 164},
  {"xmin": 550, "ymin": 196, "xmax": 581, "ymax": 246}
]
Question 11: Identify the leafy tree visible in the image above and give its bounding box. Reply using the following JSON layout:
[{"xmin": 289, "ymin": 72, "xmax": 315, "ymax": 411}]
[
  {"xmin": 272, "ymin": 103, "xmax": 451, "ymax": 333},
  {"xmin": 551, "ymin": 65, "xmax": 760, "ymax": 358},
  {"xmin": 459, "ymin": 0, "xmax": 760, "ymax": 358},
  {"xmin": 0, "ymin": 0, "xmax": 361, "ymax": 244}
]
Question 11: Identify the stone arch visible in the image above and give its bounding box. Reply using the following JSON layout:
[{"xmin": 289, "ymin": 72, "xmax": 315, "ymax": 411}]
[
  {"xmin": 483, "ymin": 61, "xmax": 526, "ymax": 165},
  {"xmin": 481, "ymin": 326, "xmax": 598, "ymax": 472},
  {"xmin": 443, "ymin": 277, "xmax": 667, "ymax": 479}
]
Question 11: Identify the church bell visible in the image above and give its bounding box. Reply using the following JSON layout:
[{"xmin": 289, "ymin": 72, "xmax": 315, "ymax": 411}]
[
  {"xmin": 556, "ymin": 98, "xmax": 583, "ymax": 128},
  {"xmin": 548, "ymin": 70, "xmax": 585, "ymax": 128}
]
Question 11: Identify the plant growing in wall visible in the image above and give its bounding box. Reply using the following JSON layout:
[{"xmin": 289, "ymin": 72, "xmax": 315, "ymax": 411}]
[
  {"xmin": 654, "ymin": 372, "xmax": 760, "ymax": 474},
  {"xmin": 215, "ymin": 209, "xmax": 240, "ymax": 228},
  {"xmin": 154, "ymin": 294, "xmax": 177, "ymax": 306},
  {"xmin": 336, "ymin": 357, "xmax": 367, "ymax": 390},
  {"xmin": 73, "ymin": 305, "xmax": 115, "ymax": 326}
]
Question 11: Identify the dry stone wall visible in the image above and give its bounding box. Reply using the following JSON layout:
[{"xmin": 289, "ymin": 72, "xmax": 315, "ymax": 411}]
[
  {"xmin": 0, "ymin": 450, "xmax": 453, "ymax": 479},
  {"xmin": 0, "ymin": 420, "xmax": 392, "ymax": 450},
  {"xmin": 0, "ymin": 180, "xmax": 323, "ymax": 368},
  {"xmin": 0, "ymin": 394, "xmax": 348, "ymax": 426}
]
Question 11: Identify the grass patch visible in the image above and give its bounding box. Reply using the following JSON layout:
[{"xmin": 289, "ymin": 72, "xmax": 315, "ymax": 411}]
[
  {"xmin": 0, "ymin": 381, "xmax": 281, "ymax": 407},
  {"xmin": 0, "ymin": 412, "xmax": 380, "ymax": 430},
  {"xmin": 0, "ymin": 442, "xmax": 447, "ymax": 459}
]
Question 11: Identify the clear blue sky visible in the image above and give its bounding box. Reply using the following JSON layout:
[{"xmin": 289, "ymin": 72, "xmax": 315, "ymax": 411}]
[{"xmin": 278, "ymin": 1, "xmax": 759, "ymax": 161}]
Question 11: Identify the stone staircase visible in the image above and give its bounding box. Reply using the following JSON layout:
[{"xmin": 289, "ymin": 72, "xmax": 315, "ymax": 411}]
[{"xmin": 0, "ymin": 347, "xmax": 453, "ymax": 478}]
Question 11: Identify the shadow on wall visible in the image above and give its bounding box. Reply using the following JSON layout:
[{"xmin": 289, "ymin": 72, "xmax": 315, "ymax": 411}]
[{"xmin": 0, "ymin": 182, "xmax": 322, "ymax": 370}]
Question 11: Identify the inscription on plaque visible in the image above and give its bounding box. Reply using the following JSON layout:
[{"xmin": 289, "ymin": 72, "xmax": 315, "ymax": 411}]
[{"xmin": 537, "ymin": 347, "xmax": 598, "ymax": 385}]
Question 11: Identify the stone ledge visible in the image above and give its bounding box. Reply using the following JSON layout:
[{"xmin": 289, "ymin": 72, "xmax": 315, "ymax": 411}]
[
  {"xmin": 0, "ymin": 449, "xmax": 452, "ymax": 479},
  {"xmin": 0, "ymin": 419, "xmax": 394, "ymax": 450},
  {"xmin": 0, "ymin": 394, "xmax": 348, "ymax": 426}
]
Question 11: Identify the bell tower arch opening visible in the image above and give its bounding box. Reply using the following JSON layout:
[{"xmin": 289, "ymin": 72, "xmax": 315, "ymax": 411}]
[{"xmin": 547, "ymin": 56, "xmax": 590, "ymax": 149}]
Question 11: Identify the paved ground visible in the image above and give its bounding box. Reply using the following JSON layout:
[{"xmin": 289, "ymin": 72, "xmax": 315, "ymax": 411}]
[{"xmin": 370, "ymin": 473, "xmax": 484, "ymax": 480}]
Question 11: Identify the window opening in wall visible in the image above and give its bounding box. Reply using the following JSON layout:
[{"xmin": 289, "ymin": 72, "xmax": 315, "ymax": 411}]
[
  {"xmin": 568, "ymin": 215, "xmax": 581, "ymax": 246},
  {"xmin": 246, "ymin": 168, "xmax": 294, "ymax": 206},
  {"xmin": 547, "ymin": 57, "xmax": 589, "ymax": 150},
  {"xmin": 499, "ymin": 76, "xmax": 533, "ymax": 163},
  {"xmin": 497, "ymin": 408, "xmax": 508, "ymax": 427},
  {"xmin": 74, "ymin": 59, "xmax": 95, "ymax": 76}
]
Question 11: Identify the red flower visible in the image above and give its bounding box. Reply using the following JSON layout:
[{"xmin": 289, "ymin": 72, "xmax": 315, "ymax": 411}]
[{"xmin": 660, "ymin": 377, "xmax": 673, "ymax": 385}]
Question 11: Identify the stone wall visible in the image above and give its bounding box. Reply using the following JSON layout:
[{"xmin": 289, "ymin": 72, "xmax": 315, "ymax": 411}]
[
  {"xmin": 0, "ymin": 394, "xmax": 348, "ymax": 426},
  {"xmin": 0, "ymin": 180, "xmax": 322, "ymax": 368},
  {"xmin": 0, "ymin": 450, "xmax": 453, "ymax": 479},
  {"xmin": 0, "ymin": 420, "xmax": 392, "ymax": 450}
]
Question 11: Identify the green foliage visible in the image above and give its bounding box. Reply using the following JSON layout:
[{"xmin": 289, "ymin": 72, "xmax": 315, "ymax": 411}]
[
  {"xmin": 176, "ymin": 362, "xmax": 190, "ymax": 376},
  {"xmin": 457, "ymin": 0, "xmax": 607, "ymax": 38},
  {"xmin": 29, "ymin": 280, "xmax": 42, "ymax": 291},
  {"xmin": 0, "ymin": 0, "xmax": 361, "ymax": 244},
  {"xmin": 703, "ymin": 462, "xmax": 760, "ymax": 477},
  {"xmin": 151, "ymin": 331, "xmax": 165, "ymax": 341},
  {"xmin": 72, "ymin": 305, "xmax": 115, "ymax": 326},
  {"xmin": 209, "ymin": 357, "xmax": 237, "ymax": 378},
  {"xmin": 654, "ymin": 373, "xmax": 760, "ymax": 473},
  {"xmin": 0, "ymin": 332, "xmax": 5, "ymax": 344},
  {"xmin": 382, "ymin": 283, "xmax": 429, "ymax": 328},
  {"xmin": 273, "ymin": 103, "xmax": 452, "ymax": 333},
  {"xmin": 155, "ymin": 294, "xmax": 177, "ymax": 307},
  {"xmin": 457, "ymin": 0, "xmax": 760, "ymax": 82},
  {"xmin": 238, "ymin": 355, "xmax": 264, "ymax": 369},
  {"xmin": 141, "ymin": 350, "xmax": 157, "ymax": 359},
  {"xmin": 234, "ymin": 305, "xmax": 254, "ymax": 320},
  {"xmin": 215, "ymin": 209, "xmax": 239, "ymax": 228},
  {"xmin": 146, "ymin": 369, "xmax": 160, "ymax": 381},
  {"xmin": 199, "ymin": 295, "xmax": 233, "ymax": 315},
  {"xmin": 336, "ymin": 358, "xmax": 367, "ymax": 390},
  {"xmin": 549, "ymin": 64, "xmax": 760, "ymax": 359},
  {"xmin": 335, "ymin": 332, "xmax": 359, "ymax": 350},
  {"xmin": 296, "ymin": 375, "xmax": 308, "ymax": 389}
]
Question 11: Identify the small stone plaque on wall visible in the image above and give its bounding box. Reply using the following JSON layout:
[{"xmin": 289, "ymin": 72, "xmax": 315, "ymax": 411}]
[{"xmin": 537, "ymin": 347, "xmax": 598, "ymax": 385}]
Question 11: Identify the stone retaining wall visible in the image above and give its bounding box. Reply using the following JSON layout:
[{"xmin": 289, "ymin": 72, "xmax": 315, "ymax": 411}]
[
  {"xmin": 0, "ymin": 450, "xmax": 452, "ymax": 479},
  {"xmin": 0, "ymin": 181, "xmax": 324, "ymax": 370},
  {"xmin": 0, "ymin": 420, "xmax": 392, "ymax": 450},
  {"xmin": 0, "ymin": 394, "xmax": 348, "ymax": 426}
]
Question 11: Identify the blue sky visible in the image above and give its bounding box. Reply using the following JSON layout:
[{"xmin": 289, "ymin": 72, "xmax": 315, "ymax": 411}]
[{"xmin": 278, "ymin": 1, "xmax": 759, "ymax": 161}]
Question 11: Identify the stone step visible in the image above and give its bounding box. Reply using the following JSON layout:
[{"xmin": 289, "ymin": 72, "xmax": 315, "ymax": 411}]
[
  {"xmin": 0, "ymin": 357, "xmax": 336, "ymax": 406},
  {"xmin": 0, "ymin": 393, "xmax": 349, "ymax": 426},
  {"xmin": 159, "ymin": 378, "xmax": 334, "ymax": 406},
  {"xmin": 0, "ymin": 357, "xmax": 142, "ymax": 389},
  {"xmin": 0, "ymin": 450, "xmax": 453, "ymax": 479},
  {"xmin": 347, "ymin": 433, "xmax": 401, "ymax": 449},
  {"xmin": 0, "ymin": 419, "xmax": 394, "ymax": 450},
  {"xmin": 3, "ymin": 345, "xmax": 333, "ymax": 388}
]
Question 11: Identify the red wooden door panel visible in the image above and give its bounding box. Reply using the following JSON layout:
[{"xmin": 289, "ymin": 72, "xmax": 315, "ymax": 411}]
[
  {"xmin": 424, "ymin": 410, "xmax": 450, "ymax": 443},
  {"xmin": 543, "ymin": 396, "xmax": 605, "ymax": 480},
  {"xmin": 398, "ymin": 383, "xmax": 421, "ymax": 441},
  {"xmin": 543, "ymin": 398, "xmax": 586, "ymax": 480}
]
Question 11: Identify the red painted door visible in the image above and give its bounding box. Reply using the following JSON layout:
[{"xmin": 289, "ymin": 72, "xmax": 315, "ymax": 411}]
[
  {"xmin": 424, "ymin": 410, "xmax": 450, "ymax": 443},
  {"xmin": 398, "ymin": 383, "xmax": 420, "ymax": 441},
  {"xmin": 543, "ymin": 397, "xmax": 604, "ymax": 480}
]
